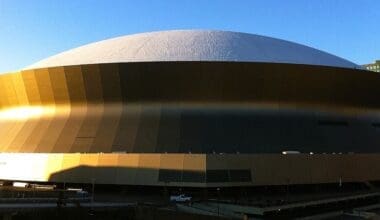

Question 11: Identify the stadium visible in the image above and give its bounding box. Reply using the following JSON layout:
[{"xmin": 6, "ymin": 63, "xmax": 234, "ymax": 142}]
[{"xmin": 0, "ymin": 30, "xmax": 379, "ymax": 188}]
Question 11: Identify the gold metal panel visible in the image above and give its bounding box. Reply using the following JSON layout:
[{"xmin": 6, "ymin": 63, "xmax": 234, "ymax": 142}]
[
  {"xmin": 91, "ymin": 103, "xmax": 122, "ymax": 153},
  {"xmin": 133, "ymin": 107, "xmax": 161, "ymax": 153},
  {"xmin": 81, "ymin": 64, "xmax": 103, "ymax": 103},
  {"xmin": 48, "ymin": 67, "xmax": 70, "ymax": 104},
  {"xmin": 71, "ymin": 104, "xmax": 103, "ymax": 152},
  {"xmin": 11, "ymin": 72, "xmax": 29, "ymax": 106},
  {"xmin": 0, "ymin": 120, "xmax": 20, "ymax": 151},
  {"xmin": 0, "ymin": 75, "xmax": 24, "ymax": 151},
  {"xmin": 34, "ymin": 68, "xmax": 55, "ymax": 104},
  {"xmin": 183, "ymin": 154, "xmax": 206, "ymax": 171},
  {"xmin": 60, "ymin": 154, "xmax": 81, "ymax": 182},
  {"xmin": 98, "ymin": 64, "xmax": 121, "ymax": 102},
  {"xmin": 64, "ymin": 66, "xmax": 87, "ymax": 103},
  {"xmin": 156, "ymin": 107, "xmax": 181, "ymax": 153},
  {"xmin": 21, "ymin": 70, "xmax": 41, "ymax": 105},
  {"xmin": 79, "ymin": 153, "xmax": 99, "ymax": 166},
  {"xmin": 0, "ymin": 74, "xmax": 19, "ymax": 150},
  {"xmin": 221, "ymin": 154, "xmax": 251, "ymax": 170},
  {"xmin": 112, "ymin": 105, "xmax": 142, "ymax": 153},
  {"xmin": 37, "ymin": 106, "xmax": 71, "ymax": 152},
  {"xmin": 23, "ymin": 113, "xmax": 54, "ymax": 152},
  {"xmin": 115, "ymin": 154, "xmax": 140, "ymax": 184},
  {"xmin": 0, "ymin": 62, "xmax": 380, "ymax": 187},
  {"xmin": 88, "ymin": 64, "xmax": 122, "ymax": 153},
  {"xmin": 206, "ymin": 154, "xmax": 230, "ymax": 170},
  {"xmin": 95, "ymin": 154, "xmax": 119, "ymax": 184},
  {"xmin": 44, "ymin": 154, "xmax": 64, "ymax": 181},
  {"xmin": 9, "ymin": 118, "xmax": 41, "ymax": 152},
  {"xmin": 71, "ymin": 154, "xmax": 99, "ymax": 183},
  {"xmin": 117, "ymin": 154, "xmax": 140, "ymax": 168},
  {"xmin": 0, "ymin": 123, "xmax": 23, "ymax": 151},
  {"xmin": 2, "ymin": 74, "xmax": 19, "ymax": 106},
  {"xmin": 160, "ymin": 154, "xmax": 184, "ymax": 170},
  {"xmin": 53, "ymin": 105, "xmax": 87, "ymax": 152},
  {"xmin": 0, "ymin": 74, "xmax": 10, "ymax": 107},
  {"xmin": 61, "ymin": 153, "xmax": 81, "ymax": 169},
  {"xmin": 71, "ymin": 64, "xmax": 104, "ymax": 152},
  {"xmin": 98, "ymin": 154, "xmax": 119, "ymax": 166},
  {"xmin": 135, "ymin": 154, "xmax": 160, "ymax": 185}
]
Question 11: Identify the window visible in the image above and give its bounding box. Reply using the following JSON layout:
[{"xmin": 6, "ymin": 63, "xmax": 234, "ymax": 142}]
[
  {"xmin": 206, "ymin": 169, "xmax": 252, "ymax": 182},
  {"xmin": 229, "ymin": 170, "xmax": 252, "ymax": 182},
  {"xmin": 158, "ymin": 169, "xmax": 206, "ymax": 183},
  {"xmin": 206, "ymin": 170, "xmax": 229, "ymax": 182},
  {"xmin": 158, "ymin": 169, "xmax": 182, "ymax": 182},
  {"xmin": 182, "ymin": 171, "xmax": 206, "ymax": 183}
]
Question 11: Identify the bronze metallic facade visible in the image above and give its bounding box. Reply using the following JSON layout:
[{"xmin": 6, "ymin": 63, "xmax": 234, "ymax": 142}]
[{"xmin": 0, "ymin": 62, "xmax": 379, "ymax": 186}]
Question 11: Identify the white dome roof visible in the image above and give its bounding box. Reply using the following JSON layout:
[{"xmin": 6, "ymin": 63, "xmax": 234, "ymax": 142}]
[{"xmin": 26, "ymin": 30, "xmax": 360, "ymax": 70}]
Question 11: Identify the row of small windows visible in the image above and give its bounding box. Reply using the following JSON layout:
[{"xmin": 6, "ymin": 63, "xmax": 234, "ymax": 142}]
[{"xmin": 366, "ymin": 65, "xmax": 380, "ymax": 71}]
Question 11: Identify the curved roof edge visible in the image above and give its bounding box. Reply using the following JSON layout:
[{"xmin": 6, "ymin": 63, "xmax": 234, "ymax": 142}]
[{"xmin": 25, "ymin": 30, "xmax": 361, "ymax": 70}]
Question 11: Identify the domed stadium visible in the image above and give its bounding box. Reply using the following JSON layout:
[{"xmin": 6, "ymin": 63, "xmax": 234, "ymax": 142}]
[{"xmin": 0, "ymin": 30, "xmax": 379, "ymax": 187}]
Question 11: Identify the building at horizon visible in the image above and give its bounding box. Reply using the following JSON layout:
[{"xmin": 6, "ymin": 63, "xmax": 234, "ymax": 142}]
[{"xmin": 363, "ymin": 60, "xmax": 380, "ymax": 72}]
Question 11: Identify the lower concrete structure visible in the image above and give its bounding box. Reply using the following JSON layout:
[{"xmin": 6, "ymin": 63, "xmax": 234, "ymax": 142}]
[{"xmin": 1, "ymin": 153, "xmax": 380, "ymax": 187}]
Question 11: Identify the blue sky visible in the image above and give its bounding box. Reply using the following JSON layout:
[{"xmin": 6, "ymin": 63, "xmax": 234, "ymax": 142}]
[{"xmin": 0, "ymin": 0, "xmax": 379, "ymax": 72}]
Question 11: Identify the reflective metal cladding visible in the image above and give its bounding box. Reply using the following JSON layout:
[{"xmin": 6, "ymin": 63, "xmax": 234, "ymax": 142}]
[{"xmin": 0, "ymin": 30, "xmax": 379, "ymax": 187}]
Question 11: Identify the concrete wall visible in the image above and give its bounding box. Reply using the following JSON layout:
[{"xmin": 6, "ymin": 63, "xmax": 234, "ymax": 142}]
[{"xmin": 0, "ymin": 153, "xmax": 379, "ymax": 187}]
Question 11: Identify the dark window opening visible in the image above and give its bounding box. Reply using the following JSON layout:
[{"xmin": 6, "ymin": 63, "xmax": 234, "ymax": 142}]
[
  {"xmin": 158, "ymin": 170, "xmax": 182, "ymax": 182},
  {"xmin": 182, "ymin": 171, "xmax": 206, "ymax": 183},
  {"xmin": 206, "ymin": 170, "xmax": 229, "ymax": 183},
  {"xmin": 158, "ymin": 169, "xmax": 252, "ymax": 183},
  {"xmin": 229, "ymin": 169, "xmax": 252, "ymax": 182},
  {"xmin": 158, "ymin": 169, "xmax": 205, "ymax": 183}
]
